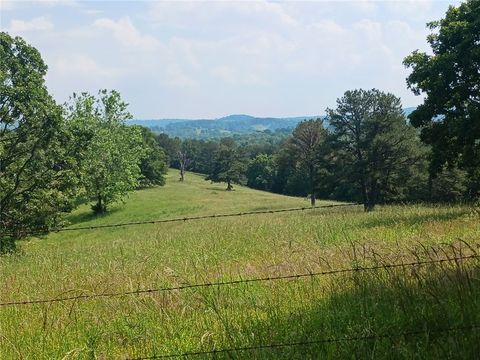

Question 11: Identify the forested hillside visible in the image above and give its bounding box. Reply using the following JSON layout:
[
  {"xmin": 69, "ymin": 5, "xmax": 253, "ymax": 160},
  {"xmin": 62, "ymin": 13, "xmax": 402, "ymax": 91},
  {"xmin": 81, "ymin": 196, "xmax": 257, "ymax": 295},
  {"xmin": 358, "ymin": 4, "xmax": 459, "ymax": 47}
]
[
  {"xmin": 129, "ymin": 114, "xmax": 318, "ymax": 139},
  {"xmin": 129, "ymin": 109, "xmax": 417, "ymax": 140}
]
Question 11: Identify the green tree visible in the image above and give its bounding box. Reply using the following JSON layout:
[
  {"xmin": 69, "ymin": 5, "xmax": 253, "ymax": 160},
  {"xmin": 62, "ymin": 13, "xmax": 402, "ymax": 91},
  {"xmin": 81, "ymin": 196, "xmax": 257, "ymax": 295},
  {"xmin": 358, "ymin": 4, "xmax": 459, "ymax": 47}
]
[
  {"xmin": 430, "ymin": 166, "xmax": 468, "ymax": 202},
  {"xmin": 246, "ymin": 154, "xmax": 275, "ymax": 191},
  {"xmin": 0, "ymin": 33, "xmax": 78, "ymax": 251},
  {"xmin": 288, "ymin": 119, "xmax": 327, "ymax": 206},
  {"xmin": 403, "ymin": 0, "xmax": 480, "ymax": 196},
  {"xmin": 206, "ymin": 138, "xmax": 247, "ymax": 190},
  {"xmin": 156, "ymin": 133, "xmax": 179, "ymax": 166},
  {"xmin": 137, "ymin": 126, "xmax": 168, "ymax": 187},
  {"xmin": 66, "ymin": 90, "xmax": 145, "ymax": 214},
  {"xmin": 327, "ymin": 89, "xmax": 426, "ymax": 211}
]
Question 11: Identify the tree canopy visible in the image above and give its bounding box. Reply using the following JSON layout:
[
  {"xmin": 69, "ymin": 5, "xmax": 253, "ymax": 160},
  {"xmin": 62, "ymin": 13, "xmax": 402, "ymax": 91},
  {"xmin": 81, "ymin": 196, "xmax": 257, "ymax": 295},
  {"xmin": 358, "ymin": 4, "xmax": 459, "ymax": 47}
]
[
  {"xmin": 327, "ymin": 89, "xmax": 425, "ymax": 211},
  {"xmin": 66, "ymin": 90, "xmax": 146, "ymax": 214},
  {"xmin": 137, "ymin": 126, "xmax": 168, "ymax": 187},
  {"xmin": 0, "ymin": 32, "xmax": 78, "ymax": 251},
  {"xmin": 287, "ymin": 119, "xmax": 327, "ymax": 206},
  {"xmin": 404, "ymin": 0, "xmax": 480, "ymax": 195},
  {"xmin": 206, "ymin": 138, "xmax": 247, "ymax": 190}
]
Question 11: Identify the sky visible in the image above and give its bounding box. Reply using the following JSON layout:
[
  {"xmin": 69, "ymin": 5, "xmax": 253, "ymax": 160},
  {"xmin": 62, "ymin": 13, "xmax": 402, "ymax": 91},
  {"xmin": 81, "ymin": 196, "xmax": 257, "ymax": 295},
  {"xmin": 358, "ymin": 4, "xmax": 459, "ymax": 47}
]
[{"xmin": 0, "ymin": 0, "xmax": 461, "ymax": 119}]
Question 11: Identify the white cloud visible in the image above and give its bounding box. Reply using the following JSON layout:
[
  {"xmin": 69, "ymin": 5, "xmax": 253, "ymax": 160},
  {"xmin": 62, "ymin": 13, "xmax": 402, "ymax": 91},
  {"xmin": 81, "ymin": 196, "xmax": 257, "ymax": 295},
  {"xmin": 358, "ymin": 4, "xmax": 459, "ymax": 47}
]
[
  {"xmin": 56, "ymin": 54, "xmax": 116, "ymax": 78},
  {"xmin": 211, "ymin": 65, "xmax": 267, "ymax": 86},
  {"xmin": 94, "ymin": 17, "xmax": 160, "ymax": 51},
  {"xmin": 384, "ymin": 0, "xmax": 433, "ymax": 17},
  {"xmin": 0, "ymin": 0, "xmax": 15, "ymax": 11},
  {"xmin": 0, "ymin": 0, "xmax": 461, "ymax": 117},
  {"xmin": 165, "ymin": 63, "xmax": 197, "ymax": 88},
  {"xmin": 8, "ymin": 16, "xmax": 53, "ymax": 32},
  {"xmin": 148, "ymin": 0, "xmax": 297, "ymax": 28},
  {"xmin": 1, "ymin": 0, "xmax": 77, "ymax": 11}
]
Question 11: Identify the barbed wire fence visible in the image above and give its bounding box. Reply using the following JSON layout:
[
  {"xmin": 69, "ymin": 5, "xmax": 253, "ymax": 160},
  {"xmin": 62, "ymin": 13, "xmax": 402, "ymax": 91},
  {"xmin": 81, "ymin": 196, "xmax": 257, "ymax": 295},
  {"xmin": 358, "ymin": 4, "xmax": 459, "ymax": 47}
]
[
  {"xmin": 1, "ymin": 254, "xmax": 478, "ymax": 307},
  {"xmin": 1, "ymin": 202, "xmax": 479, "ymax": 358},
  {"xmin": 127, "ymin": 324, "xmax": 480, "ymax": 359},
  {"xmin": 3, "ymin": 202, "xmax": 361, "ymax": 238}
]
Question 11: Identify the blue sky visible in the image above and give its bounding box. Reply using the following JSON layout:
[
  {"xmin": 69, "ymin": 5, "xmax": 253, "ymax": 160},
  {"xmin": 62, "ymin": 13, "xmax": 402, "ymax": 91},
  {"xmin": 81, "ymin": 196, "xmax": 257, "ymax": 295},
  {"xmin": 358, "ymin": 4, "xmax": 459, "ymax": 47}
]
[{"xmin": 0, "ymin": 0, "xmax": 460, "ymax": 119}]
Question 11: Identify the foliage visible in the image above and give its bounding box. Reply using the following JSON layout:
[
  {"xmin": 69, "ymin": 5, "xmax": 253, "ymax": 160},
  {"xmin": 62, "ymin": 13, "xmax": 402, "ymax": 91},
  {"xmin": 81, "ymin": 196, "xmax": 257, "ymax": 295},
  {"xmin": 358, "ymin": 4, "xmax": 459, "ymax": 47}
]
[
  {"xmin": 135, "ymin": 114, "xmax": 314, "ymax": 139},
  {"xmin": 246, "ymin": 154, "xmax": 276, "ymax": 191},
  {"xmin": 286, "ymin": 119, "xmax": 327, "ymax": 206},
  {"xmin": 326, "ymin": 89, "xmax": 427, "ymax": 211},
  {"xmin": 430, "ymin": 166, "xmax": 468, "ymax": 202},
  {"xmin": 65, "ymin": 90, "xmax": 145, "ymax": 214},
  {"xmin": 206, "ymin": 138, "xmax": 248, "ymax": 190},
  {"xmin": 404, "ymin": 0, "xmax": 480, "ymax": 198},
  {"xmin": 136, "ymin": 126, "xmax": 168, "ymax": 187},
  {"xmin": 0, "ymin": 32, "xmax": 78, "ymax": 251}
]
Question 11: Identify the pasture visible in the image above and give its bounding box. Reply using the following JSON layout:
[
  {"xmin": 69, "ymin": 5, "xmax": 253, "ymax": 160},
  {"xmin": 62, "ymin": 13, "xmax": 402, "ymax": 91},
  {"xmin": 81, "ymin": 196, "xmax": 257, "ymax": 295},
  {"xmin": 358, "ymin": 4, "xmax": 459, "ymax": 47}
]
[{"xmin": 1, "ymin": 170, "xmax": 479, "ymax": 359}]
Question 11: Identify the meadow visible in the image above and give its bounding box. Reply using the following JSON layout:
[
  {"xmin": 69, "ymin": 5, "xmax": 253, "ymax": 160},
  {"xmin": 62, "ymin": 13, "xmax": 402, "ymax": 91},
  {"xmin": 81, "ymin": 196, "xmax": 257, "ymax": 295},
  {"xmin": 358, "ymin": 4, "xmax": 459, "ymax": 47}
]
[{"xmin": 1, "ymin": 170, "xmax": 479, "ymax": 359}]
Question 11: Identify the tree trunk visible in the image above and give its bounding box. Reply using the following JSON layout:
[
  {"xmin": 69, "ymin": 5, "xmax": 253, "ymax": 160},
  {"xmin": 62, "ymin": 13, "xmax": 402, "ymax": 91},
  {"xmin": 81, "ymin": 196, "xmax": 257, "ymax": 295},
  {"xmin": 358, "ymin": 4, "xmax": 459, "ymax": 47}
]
[
  {"xmin": 226, "ymin": 179, "xmax": 233, "ymax": 191},
  {"xmin": 361, "ymin": 176, "xmax": 369, "ymax": 212},
  {"xmin": 365, "ymin": 179, "xmax": 377, "ymax": 212},
  {"xmin": 97, "ymin": 194, "xmax": 102, "ymax": 213},
  {"xmin": 178, "ymin": 151, "xmax": 187, "ymax": 182},
  {"xmin": 179, "ymin": 166, "xmax": 185, "ymax": 182},
  {"xmin": 94, "ymin": 194, "xmax": 106, "ymax": 214},
  {"xmin": 309, "ymin": 164, "xmax": 316, "ymax": 207},
  {"xmin": 428, "ymin": 173, "xmax": 433, "ymax": 201}
]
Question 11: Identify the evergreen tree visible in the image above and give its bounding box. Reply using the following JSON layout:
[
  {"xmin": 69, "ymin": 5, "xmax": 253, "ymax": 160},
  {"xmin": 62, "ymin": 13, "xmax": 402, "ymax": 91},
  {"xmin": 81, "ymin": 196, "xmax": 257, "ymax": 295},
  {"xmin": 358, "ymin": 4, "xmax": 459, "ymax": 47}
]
[
  {"xmin": 327, "ymin": 89, "xmax": 426, "ymax": 211},
  {"xmin": 288, "ymin": 119, "xmax": 327, "ymax": 206}
]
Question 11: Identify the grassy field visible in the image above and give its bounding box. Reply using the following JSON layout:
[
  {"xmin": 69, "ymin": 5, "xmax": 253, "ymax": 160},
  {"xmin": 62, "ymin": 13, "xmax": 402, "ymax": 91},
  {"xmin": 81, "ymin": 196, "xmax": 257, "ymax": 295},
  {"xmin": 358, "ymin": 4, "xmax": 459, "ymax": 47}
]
[{"xmin": 1, "ymin": 170, "xmax": 479, "ymax": 359}]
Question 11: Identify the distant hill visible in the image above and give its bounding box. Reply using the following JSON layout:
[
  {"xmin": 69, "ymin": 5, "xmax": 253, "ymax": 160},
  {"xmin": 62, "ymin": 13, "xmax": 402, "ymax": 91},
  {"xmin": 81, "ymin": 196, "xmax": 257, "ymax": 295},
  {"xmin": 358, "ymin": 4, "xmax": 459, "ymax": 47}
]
[
  {"xmin": 128, "ymin": 114, "xmax": 320, "ymax": 139},
  {"xmin": 130, "ymin": 109, "xmax": 416, "ymax": 139}
]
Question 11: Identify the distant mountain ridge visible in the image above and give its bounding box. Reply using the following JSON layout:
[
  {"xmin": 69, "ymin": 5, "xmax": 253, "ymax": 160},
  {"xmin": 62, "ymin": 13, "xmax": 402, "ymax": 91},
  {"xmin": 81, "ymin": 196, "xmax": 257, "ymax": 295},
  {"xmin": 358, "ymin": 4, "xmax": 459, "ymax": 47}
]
[
  {"xmin": 129, "ymin": 109, "xmax": 416, "ymax": 139},
  {"xmin": 128, "ymin": 114, "xmax": 321, "ymax": 139}
]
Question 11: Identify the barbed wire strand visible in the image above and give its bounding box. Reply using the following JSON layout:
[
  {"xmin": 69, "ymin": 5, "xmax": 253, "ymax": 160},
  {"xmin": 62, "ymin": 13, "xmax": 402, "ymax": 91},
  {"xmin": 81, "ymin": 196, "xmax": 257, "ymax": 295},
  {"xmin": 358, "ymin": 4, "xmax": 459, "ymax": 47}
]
[
  {"xmin": 128, "ymin": 324, "xmax": 480, "ymax": 359},
  {"xmin": 1, "ymin": 254, "xmax": 477, "ymax": 307},
  {"xmin": 4, "ymin": 203, "xmax": 361, "ymax": 237}
]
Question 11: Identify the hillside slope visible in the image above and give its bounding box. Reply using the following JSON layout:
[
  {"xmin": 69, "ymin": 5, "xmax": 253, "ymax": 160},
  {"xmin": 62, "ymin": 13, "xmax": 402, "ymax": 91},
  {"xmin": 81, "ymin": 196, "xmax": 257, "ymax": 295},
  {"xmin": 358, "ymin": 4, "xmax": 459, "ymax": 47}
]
[{"xmin": 1, "ymin": 170, "xmax": 479, "ymax": 359}]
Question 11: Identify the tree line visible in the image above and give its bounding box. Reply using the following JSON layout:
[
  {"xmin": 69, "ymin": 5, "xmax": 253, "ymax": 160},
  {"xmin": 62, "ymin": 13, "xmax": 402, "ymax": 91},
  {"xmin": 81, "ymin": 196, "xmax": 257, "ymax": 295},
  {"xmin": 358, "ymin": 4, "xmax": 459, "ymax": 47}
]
[
  {"xmin": 0, "ymin": 33, "xmax": 168, "ymax": 252},
  {"xmin": 1, "ymin": 0, "xmax": 479, "ymax": 252},
  {"xmin": 157, "ymin": 88, "xmax": 475, "ymax": 210}
]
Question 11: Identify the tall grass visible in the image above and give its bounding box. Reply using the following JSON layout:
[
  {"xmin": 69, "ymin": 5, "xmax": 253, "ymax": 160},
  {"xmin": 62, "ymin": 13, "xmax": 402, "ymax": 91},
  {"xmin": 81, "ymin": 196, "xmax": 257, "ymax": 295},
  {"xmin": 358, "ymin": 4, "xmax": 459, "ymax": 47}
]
[{"xmin": 0, "ymin": 170, "xmax": 479, "ymax": 359}]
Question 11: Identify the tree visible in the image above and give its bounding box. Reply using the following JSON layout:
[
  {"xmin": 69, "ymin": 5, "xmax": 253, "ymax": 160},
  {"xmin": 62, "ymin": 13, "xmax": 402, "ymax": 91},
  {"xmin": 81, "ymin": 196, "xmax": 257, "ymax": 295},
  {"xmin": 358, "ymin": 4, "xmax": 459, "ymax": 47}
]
[
  {"xmin": 137, "ymin": 126, "xmax": 168, "ymax": 187},
  {"xmin": 326, "ymin": 89, "xmax": 425, "ymax": 211},
  {"xmin": 246, "ymin": 154, "xmax": 276, "ymax": 191},
  {"xmin": 156, "ymin": 133, "xmax": 179, "ymax": 166},
  {"xmin": 288, "ymin": 119, "xmax": 327, "ymax": 206},
  {"xmin": 430, "ymin": 166, "xmax": 468, "ymax": 202},
  {"xmin": 66, "ymin": 90, "xmax": 145, "ymax": 214},
  {"xmin": 206, "ymin": 138, "xmax": 247, "ymax": 190},
  {"xmin": 0, "ymin": 32, "xmax": 78, "ymax": 251},
  {"xmin": 177, "ymin": 140, "xmax": 198, "ymax": 182},
  {"xmin": 404, "ymin": 0, "xmax": 480, "ymax": 197}
]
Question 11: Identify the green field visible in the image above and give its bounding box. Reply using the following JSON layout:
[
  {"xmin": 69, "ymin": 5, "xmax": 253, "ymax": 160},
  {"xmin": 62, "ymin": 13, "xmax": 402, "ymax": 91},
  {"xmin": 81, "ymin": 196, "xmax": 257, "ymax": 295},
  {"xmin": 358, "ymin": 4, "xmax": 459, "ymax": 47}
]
[{"xmin": 1, "ymin": 170, "xmax": 479, "ymax": 359}]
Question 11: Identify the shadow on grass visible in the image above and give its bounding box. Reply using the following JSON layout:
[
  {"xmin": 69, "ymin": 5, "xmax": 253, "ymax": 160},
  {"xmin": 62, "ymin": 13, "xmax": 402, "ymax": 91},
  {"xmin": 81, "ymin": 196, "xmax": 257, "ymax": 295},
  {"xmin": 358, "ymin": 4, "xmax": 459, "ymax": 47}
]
[
  {"xmin": 358, "ymin": 207, "xmax": 471, "ymax": 230},
  {"xmin": 210, "ymin": 256, "xmax": 480, "ymax": 359},
  {"xmin": 65, "ymin": 206, "xmax": 123, "ymax": 226}
]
